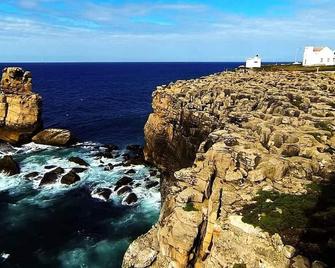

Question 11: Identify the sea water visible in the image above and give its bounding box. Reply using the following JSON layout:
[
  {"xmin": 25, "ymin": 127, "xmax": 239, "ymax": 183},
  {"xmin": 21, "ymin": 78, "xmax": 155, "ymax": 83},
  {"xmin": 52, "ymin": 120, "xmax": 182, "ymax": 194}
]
[{"xmin": 0, "ymin": 63, "xmax": 241, "ymax": 267}]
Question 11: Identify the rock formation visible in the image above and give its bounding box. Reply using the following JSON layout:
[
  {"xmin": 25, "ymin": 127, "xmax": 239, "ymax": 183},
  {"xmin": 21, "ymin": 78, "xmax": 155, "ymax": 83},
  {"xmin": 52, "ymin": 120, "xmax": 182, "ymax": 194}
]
[
  {"xmin": 123, "ymin": 70, "xmax": 335, "ymax": 267},
  {"xmin": 0, "ymin": 67, "xmax": 42, "ymax": 144}
]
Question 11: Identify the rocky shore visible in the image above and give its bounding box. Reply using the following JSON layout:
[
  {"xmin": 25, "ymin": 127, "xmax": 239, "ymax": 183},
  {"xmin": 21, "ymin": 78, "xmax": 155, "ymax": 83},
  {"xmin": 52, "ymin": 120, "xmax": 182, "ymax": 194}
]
[{"xmin": 123, "ymin": 70, "xmax": 335, "ymax": 267}]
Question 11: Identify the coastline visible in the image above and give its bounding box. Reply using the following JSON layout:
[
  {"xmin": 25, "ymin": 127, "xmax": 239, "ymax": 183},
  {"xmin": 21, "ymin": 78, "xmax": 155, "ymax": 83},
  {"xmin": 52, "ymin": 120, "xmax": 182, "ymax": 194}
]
[{"xmin": 123, "ymin": 69, "xmax": 335, "ymax": 267}]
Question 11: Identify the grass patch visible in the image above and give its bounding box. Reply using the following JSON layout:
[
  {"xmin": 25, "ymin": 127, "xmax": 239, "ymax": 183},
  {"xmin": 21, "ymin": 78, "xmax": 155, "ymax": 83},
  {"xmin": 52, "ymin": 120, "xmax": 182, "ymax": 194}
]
[
  {"xmin": 241, "ymin": 179, "xmax": 335, "ymax": 266},
  {"xmin": 183, "ymin": 202, "xmax": 199, "ymax": 212}
]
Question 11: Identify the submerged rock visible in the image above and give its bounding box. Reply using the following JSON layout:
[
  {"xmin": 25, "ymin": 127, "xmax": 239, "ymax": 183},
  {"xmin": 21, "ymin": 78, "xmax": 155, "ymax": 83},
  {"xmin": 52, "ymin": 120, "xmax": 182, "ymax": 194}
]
[
  {"xmin": 69, "ymin": 157, "xmax": 89, "ymax": 167},
  {"xmin": 32, "ymin": 128, "xmax": 73, "ymax": 146},
  {"xmin": 125, "ymin": 169, "xmax": 136, "ymax": 175},
  {"xmin": 0, "ymin": 155, "xmax": 20, "ymax": 175},
  {"xmin": 123, "ymin": 193, "xmax": 138, "ymax": 205},
  {"xmin": 61, "ymin": 171, "xmax": 80, "ymax": 185}
]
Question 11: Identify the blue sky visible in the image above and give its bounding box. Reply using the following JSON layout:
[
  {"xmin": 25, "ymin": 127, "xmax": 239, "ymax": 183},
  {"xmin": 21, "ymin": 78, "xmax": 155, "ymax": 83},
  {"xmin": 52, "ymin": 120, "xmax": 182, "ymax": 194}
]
[{"xmin": 0, "ymin": 0, "xmax": 334, "ymax": 62}]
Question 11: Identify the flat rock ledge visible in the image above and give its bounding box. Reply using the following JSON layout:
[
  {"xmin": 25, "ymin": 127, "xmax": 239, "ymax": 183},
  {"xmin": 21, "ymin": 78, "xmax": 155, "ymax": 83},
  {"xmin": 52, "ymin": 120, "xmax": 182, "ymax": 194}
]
[{"xmin": 123, "ymin": 70, "xmax": 335, "ymax": 268}]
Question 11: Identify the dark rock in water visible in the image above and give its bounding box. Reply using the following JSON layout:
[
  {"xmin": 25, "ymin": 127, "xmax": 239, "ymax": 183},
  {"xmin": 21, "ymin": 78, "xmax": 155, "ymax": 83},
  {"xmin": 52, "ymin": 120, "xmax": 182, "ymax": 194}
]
[
  {"xmin": 94, "ymin": 187, "xmax": 112, "ymax": 200},
  {"xmin": 149, "ymin": 170, "xmax": 158, "ymax": 176},
  {"xmin": 69, "ymin": 157, "xmax": 89, "ymax": 167},
  {"xmin": 145, "ymin": 181, "xmax": 159, "ymax": 189},
  {"xmin": 114, "ymin": 176, "xmax": 133, "ymax": 191},
  {"xmin": 117, "ymin": 186, "xmax": 132, "ymax": 195},
  {"xmin": 24, "ymin": 172, "xmax": 39, "ymax": 179},
  {"xmin": 105, "ymin": 144, "xmax": 119, "ymax": 151},
  {"xmin": 134, "ymin": 183, "xmax": 141, "ymax": 187},
  {"xmin": 45, "ymin": 165, "xmax": 57, "ymax": 169},
  {"xmin": 40, "ymin": 171, "xmax": 58, "ymax": 186},
  {"xmin": 51, "ymin": 167, "xmax": 65, "ymax": 175},
  {"xmin": 71, "ymin": 167, "xmax": 87, "ymax": 174},
  {"xmin": 61, "ymin": 171, "xmax": 80, "ymax": 185},
  {"xmin": 123, "ymin": 192, "xmax": 138, "ymax": 205},
  {"xmin": 126, "ymin": 144, "xmax": 142, "ymax": 153},
  {"xmin": 104, "ymin": 163, "xmax": 114, "ymax": 171},
  {"xmin": 0, "ymin": 155, "xmax": 20, "ymax": 176},
  {"xmin": 32, "ymin": 128, "xmax": 74, "ymax": 146},
  {"xmin": 125, "ymin": 169, "xmax": 136, "ymax": 175}
]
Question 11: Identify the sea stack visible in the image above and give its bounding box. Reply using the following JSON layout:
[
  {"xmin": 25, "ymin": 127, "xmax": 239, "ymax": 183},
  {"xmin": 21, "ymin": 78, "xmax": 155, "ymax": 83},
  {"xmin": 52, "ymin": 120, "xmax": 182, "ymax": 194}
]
[{"xmin": 0, "ymin": 67, "xmax": 42, "ymax": 144}]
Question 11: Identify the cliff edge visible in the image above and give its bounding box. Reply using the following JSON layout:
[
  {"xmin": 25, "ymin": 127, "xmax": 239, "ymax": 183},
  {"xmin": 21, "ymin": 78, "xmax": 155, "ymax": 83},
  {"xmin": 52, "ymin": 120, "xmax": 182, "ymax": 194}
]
[
  {"xmin": 124, "ymin": 70, "xmax": 335, "ymax": 268},
  {"xmin": 0, "ymin": 67, "xmax": 42, "ymax": 144}
]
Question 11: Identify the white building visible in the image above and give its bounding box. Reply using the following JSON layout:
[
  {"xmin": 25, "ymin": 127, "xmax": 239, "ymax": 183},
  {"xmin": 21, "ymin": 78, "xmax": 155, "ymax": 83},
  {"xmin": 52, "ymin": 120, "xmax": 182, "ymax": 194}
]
[
  {"xmin": 303, "ymin": 46, "xmax": 335, "ymax": 66},
  {"xmin": 246, "ymin": 55, "xmax": 261, "ymax": 68}
]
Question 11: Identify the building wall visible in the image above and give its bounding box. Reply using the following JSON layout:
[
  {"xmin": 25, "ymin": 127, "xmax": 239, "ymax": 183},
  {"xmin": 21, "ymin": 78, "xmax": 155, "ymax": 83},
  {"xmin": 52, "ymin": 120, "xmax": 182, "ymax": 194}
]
[
  {"xmin": 303, "ymin": 47, "xmax": 335, "ymax": 66},
  {"xmin": 246, "ymin": 57, "xmax": 261, "ymax": 68}
]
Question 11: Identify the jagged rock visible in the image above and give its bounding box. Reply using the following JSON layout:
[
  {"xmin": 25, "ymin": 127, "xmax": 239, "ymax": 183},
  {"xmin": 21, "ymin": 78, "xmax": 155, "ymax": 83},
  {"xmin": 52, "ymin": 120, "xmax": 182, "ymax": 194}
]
[
  {"xmin": 123, "ymin": 193, "xmax": 138, "ymax": 205},
  {"xmin": 32, "ymin": 129, "xmax": 73, "ymax": 146},
  {"xmin": 45, "ymin": 165, "xmax": 57, "ymax": 169},
  {"xmin": 51, "ymin": 167, "xmax": 65, "ymax": 174},
  {"xmin": 292, "ymin": 256, "xmax": 311, "ymax": 268},
  {"xmin": 61, "ymin": 171, "xmax": 80, "ymax": 185},
  {"xmin": 68, "ymin": 157, "xmax": 89, "ymax": 167},
  {"xmin": 1, "ymin": 67, "xmax": 32, "ymax": 93},
  {"xmin": 0, "ymin": 155, "xmax": 20, "ymax": 175},
  {"xmin": 104, "ymin": 163, "xmax": 114, "ymax": 171}
]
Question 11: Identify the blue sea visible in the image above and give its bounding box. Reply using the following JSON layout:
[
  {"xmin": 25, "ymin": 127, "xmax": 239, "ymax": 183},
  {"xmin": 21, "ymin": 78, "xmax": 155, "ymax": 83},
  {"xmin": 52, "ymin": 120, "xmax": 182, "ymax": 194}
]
[{"xmin": 0, "ymin": 63, "xmax": 241, "ymax": 268}]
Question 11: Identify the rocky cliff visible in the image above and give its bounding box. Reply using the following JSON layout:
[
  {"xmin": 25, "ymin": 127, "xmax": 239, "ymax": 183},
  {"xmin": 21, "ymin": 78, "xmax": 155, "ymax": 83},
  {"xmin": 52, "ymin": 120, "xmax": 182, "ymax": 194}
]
[
  {"xmin": 0, "ymin": 67, "xmax": 42, "ymax": 144},
  {"xmin": 123, "ymin": 70, "xmax": 335, "ymax": 268}
]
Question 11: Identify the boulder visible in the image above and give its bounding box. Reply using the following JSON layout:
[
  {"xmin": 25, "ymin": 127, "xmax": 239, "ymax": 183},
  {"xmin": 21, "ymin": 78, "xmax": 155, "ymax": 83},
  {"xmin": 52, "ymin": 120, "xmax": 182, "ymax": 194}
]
[
  {"xmin": 104, "ymin": 163, "xmax": 114, "ymax": 171},
  {"xmin": 71, "ymin": 167, "xmax": 87, "ymax": 173},
  {"xmin": 117, "ymin": 186, "xmax": 132, "ymax": 195},
  {"xmin": 51, "ymin": 167, "xmax": 65, "ymax": 174},
  {"xmin": 24, "ymin": 171, "xmax": 39, "ymax": 179},
  {"xmin": 145, "ymin": 181, "xmax": 159, "ymax": 189},
  {"xmin": 125, "ymin": 169, "xmax": 136, "ymax": 175},
  {"xmin": 114, "ymin": 176, "xmax": 133, "ymax": 191},
  {"xmin": 45, "ymin": 165, "xmax": 57, "ymax": 169},
  {"xmin": 69, "ymin": 157, "xmax": 89, "ymax": 167},
  {"xmin": 32, "ymin": 128, "xmax": 73, "ymax": 146},
  {"xmin": 0, "ymin": 155, "xmax": 20, "ymax": 175},
  {"xmin": 123, "ymin": 193, "xmax": 138, "ymax": 205},
  {"xmin": 92, "ymin": 187, "xmax": 112, "ymax": 201},
  {"xmin": 39, "ymin": 171, "xmax": 58, "ymax": 186},
  {"xmin": 61, "ymin": 171, "xmax": 80, "ymax": 185}
]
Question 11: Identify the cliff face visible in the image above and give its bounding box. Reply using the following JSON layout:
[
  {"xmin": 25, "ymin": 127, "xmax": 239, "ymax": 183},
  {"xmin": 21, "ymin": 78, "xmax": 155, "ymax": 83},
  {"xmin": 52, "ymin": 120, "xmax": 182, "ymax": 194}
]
[
  {"xmin": 0, "ymin": 67, "xmax": 42, "ymax": 144},
  {"xmin": 124, "ymin": 70, "xmax": 335, "ymax": 268}
]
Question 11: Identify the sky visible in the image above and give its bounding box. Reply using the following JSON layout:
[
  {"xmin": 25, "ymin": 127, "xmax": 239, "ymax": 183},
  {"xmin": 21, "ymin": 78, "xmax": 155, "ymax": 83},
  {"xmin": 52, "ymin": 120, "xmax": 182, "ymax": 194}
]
[{"xmin": 0, "ymin": 0, "xmax": 334, "ymax": 62}]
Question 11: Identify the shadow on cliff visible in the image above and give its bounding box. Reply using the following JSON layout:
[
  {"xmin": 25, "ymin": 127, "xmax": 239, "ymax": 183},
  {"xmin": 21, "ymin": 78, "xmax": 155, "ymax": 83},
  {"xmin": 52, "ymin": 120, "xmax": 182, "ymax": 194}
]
[{"xmin": 241, "ymin": 174, "xmax": 335, "ymax": 266}]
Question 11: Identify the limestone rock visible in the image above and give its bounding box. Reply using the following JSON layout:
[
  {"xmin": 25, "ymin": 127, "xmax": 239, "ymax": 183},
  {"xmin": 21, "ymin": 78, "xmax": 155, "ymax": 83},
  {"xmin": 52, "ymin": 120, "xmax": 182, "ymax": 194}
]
[{"xmin": 32, "ymin": 129, "xmax": 73, "ymax": 146}]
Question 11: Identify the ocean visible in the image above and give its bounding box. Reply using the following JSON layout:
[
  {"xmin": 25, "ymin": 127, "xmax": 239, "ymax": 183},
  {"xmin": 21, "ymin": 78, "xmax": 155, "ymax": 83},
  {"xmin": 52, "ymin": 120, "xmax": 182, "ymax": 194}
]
[{"xmin": 0, "ymin": 62, "xmax": 241, "ymax": 268}]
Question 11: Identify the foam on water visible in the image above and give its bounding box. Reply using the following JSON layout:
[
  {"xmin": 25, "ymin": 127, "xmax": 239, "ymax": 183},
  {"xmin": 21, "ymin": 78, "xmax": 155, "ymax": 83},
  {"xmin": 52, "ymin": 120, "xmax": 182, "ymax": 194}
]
[{"xmin": 0, "ymin": 142, "xmax": 160, "ymax": 268}]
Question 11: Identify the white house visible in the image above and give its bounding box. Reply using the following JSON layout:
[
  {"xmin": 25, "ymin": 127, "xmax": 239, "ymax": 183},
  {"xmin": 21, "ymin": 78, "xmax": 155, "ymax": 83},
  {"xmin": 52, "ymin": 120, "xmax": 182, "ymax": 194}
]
[
  {"xmin": 246, "ymin": 55, "xmax": 261, "ymax": 68},
  {"xmin": 303, "ymin": 46, "xmax": 335, "ymax": 66}
]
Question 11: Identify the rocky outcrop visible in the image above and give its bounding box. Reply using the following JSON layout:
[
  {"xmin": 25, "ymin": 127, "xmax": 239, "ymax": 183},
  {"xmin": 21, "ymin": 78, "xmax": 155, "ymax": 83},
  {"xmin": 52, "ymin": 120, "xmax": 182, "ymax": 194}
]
[
  {"xmin": 0, "ymin": 67, "xmax": 42, "ymax": 144},
  {"xmin": 124, "ymin": 70, "xmax": 335, "ymax": 267},
  {"xmin": 32, "ymin": 128, "xmax": 73, "ymax": 146}
]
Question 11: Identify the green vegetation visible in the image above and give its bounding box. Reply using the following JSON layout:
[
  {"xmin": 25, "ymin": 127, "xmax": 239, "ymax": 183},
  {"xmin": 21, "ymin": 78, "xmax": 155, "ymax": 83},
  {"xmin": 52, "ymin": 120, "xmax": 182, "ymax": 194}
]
[
  {"xmin": 183, "ymin": 202, "xmax": 199, "ymax": 212},
  {"xmin": 241, "ymin": 179, "xmax": 335, "ymax": 266},
  {"xmin": 241, "ymin": 190, "xmax": 318, "ymax": 234}
]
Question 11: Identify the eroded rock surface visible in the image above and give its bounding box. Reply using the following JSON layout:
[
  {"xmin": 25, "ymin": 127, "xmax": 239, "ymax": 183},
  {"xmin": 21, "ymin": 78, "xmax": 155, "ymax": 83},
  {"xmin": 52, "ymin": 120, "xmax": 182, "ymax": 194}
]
[
  {"xmin": 0, "ymin": 67, "xmax": 42, "ymax": 144},
  {"xmin": 123, "ymin": 70, "xmax": 335, "ymax": 268}
]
